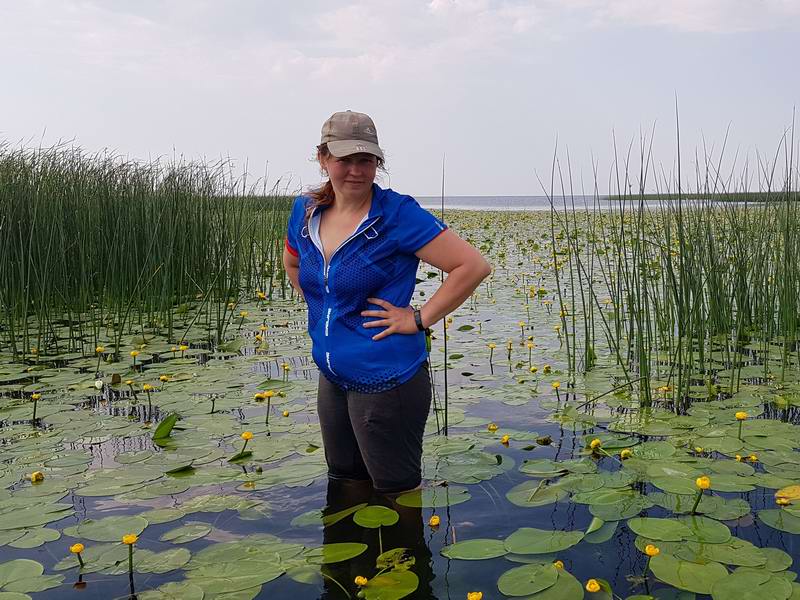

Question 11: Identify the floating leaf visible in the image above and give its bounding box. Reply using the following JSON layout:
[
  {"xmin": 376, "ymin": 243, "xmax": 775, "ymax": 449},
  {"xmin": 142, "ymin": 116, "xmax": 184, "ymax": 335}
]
[
  {"xmin": 711, "ymin": 570, "xmax": 793, "ymax": 600},
  {"xmin": 305, "ymin": 543, "xmax": 368, "ymax": 564},
  {"xmin": 504, "ymin": 528, "xmax": 585, "ymax": 555},
  {"xmin": 497, "ymin": 563, "xmax": 559, "ymax": 596},
  {"xmin": 758, "ymin": 510, "xmax": 800, "ymax": 534},
  {"xmin": 63, "ymin": 515, "xmax": 148, "ymax": 542},
  {"xmin": 353, "ymin": 506, "xmax": 399, "ymax": 529},
  {"xmin": 649, "ymin": 554, "xmax": 728, "ymax": 594},
  {"xmin": 362, "ymin": 569, "xmax": 419, "ymax": 600},
  {"xmin": 441, "ymin": 539, "xmax": 508, "ymax": 560},
  {"xmin": 160, "ymin": 522, "xmax": 212, "ymax": 544}
]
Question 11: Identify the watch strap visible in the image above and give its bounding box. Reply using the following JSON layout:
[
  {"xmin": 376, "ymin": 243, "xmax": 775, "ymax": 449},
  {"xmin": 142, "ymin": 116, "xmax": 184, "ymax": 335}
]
[{"xmin": 413, "ymin": 309, "xmax": 425, "ymax": 332}]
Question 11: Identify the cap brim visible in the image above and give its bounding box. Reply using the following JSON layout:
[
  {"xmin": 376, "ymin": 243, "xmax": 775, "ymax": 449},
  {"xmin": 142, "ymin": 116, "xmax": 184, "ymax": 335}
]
[{"xmin": 327, "ymin": 140, "xmax": 384, "ymax": 160}]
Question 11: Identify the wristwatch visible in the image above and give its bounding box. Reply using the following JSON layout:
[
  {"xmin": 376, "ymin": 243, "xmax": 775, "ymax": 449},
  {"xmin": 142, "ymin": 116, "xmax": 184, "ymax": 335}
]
[{"xmin": 413, "ymin": 309, "xmax": 426, "ymax": 332}]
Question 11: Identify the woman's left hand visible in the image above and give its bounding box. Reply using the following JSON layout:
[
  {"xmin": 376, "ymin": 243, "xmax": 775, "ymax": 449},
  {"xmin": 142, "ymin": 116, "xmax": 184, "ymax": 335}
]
[{"xmin": 361, "ymin": 297, "xmax": 418, "ymax": 341}]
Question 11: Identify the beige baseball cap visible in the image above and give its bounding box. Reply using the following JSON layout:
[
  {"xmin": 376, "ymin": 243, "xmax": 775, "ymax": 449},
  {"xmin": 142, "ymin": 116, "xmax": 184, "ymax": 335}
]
[{"xmin": 320, "ymin": 110, "xmax": 384, "ymax": 160}]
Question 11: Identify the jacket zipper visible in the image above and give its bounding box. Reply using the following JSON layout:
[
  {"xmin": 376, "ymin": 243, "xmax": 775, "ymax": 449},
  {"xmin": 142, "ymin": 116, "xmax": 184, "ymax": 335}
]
[{"xmin": 308, "ymin": 211, "xmax": 382, "ymax": 377}]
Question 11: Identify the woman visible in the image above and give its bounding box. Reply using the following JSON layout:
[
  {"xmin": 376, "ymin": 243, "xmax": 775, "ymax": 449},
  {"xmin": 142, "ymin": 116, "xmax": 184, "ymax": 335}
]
[{"xmin": 283, "ymin": 110, "xmax": 491, "ymax": 494}]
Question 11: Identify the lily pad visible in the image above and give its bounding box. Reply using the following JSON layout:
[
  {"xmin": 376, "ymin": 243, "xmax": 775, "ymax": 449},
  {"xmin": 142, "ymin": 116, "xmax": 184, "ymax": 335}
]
[
  {"xmin": 504, "ymin": 528, "xmax": 585, "ymax": 555},
  {"xmin": 63, "ymin": 515, "xmax": 148, "ymax": 542},
  {"xmin": 305, "ymin": 542, "xmax": 368, "ymax": 564},
  {"xmin": 160, "ymin": 522, "xmax": 212, "ymax": 544},
  {"xmin": 353, "ymin": 506, "xmax": 400, "ymax": 529},
  {"xmin": 497, "ymin": 563, "xmax": 559, "ymax": 596},
  {"xmin": 711, "ymin": 570, "xmax": 793, "ymax": 600},
  {"xmin": 441, "ymin": 539, "xmax": 508, "ymax": 560},
  {"xmin": 649, "ymin": 554, "xmax": 728, "ymax": 594}
]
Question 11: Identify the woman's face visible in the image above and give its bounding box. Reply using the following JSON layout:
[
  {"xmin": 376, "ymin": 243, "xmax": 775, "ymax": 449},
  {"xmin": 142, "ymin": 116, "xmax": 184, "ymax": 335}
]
[{"xmin": 321, "ymin": 152, "xmax": 378, "ymax": 200}]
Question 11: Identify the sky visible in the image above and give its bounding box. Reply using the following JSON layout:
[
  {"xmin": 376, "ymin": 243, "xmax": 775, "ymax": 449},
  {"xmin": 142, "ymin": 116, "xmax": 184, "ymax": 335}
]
[{"xmin": 1, "ymin": 0, "xmax": 799, "ymax": 196}]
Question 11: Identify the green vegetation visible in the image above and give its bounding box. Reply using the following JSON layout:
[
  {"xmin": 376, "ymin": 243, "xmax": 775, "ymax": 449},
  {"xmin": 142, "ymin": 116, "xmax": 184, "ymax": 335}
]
[
  {"xmin": 0, "ymin": 142, "xmax": 292, "ymax": 360},
  {"xmin": 3, "ymin": 135, "xmax": 800, "ymax": 599}
]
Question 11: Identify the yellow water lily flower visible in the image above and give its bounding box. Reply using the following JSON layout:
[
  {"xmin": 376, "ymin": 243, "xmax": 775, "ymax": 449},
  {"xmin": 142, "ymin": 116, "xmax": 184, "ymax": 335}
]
[
  {"xmin": 179, "ymin": 344, "xmax": 189, "ymax": 351},
  {"xmin": 29, "ymin": 471, "xmax": 44, "ymax": 483},
  {"xmin": 620, "ymin": 449, "xmax": 632, "ymax": 460},
  {"xmin": 487, "ymin": 423, "xmax": 499, "ymax": 432},
  {"xmin": 748, "ymin": 454, "xmax": 758, "ymax": 462},
  {"xmin": 95, "ymin": 346, "xmax": 105, "ymax": 353},
  {"xmin": 122, "ymin": 534, "xmax": 138, "ymax": 545},
  {"xmin": 543, "ymin": 364, "xmax": 552, "ymax": 374},
  {"xmin": 500, "ymin": 434, "xmax": 510, "ymax": 445},
  {"xmin": 159, "ymin": 375, "xmax": 170, "ymax": 382},
  {"xmin": 487, "ymin": 343, "xmax": 496, "ymax": 349},
  {"xmin": 142, "ymin": 384, "xmax": 154, "ymax": 392},
  {"xmin": 241, "ymin": 431, "xmax": 253, "ymax": 441},
  {"xmin": 70, "ymin": 543, "xmax": 85, "ymax": 554},
  {"xmin": 467, "ymin": 593, "xmax": 483, "ymax": 600},
  {"xmin": 354, "ymin": 576, "xmax": 368, "ymax": 587},
  {"xmin": 735, "ymin": 411, "xmax": 748, "ymax": 421},
  {"xmin": 552, "ymin": 381, "xmax": 561, "ymax": 390},
  {"xmin": 645, "ymin": 544, "xmax": 660, "ymax": 557},
  {"xmin": 254, "ymin": 392, "xmax": 267, "ymax": 401},
  {"xmin": 735, "ymin": 454, "xmax": 743, "ymax": 462},
  {"xmin": 585, "ymin": 579, "xmax": 601, "ymax": 593},
  {"xmin": 696, "ymin": 476, "xmax": 711, "ymax": 490},
  {"xmin": 282, "ymin": 410, "xmax": 290, "ymax": 417},
  {"xmin": 31, "ymin": 393, "xmax": 41, "ymax": 401},
  {"xmin": 429, "ymin": 515, "xmax": 440, "ymax": 527},
  {"xmin": 589, "ymin": 439, "xmax": 602, "ymax": 450},
  {"xmin": 777, "ymin": 497, "xmax": 791, "ymax": 506},
  {"xmin": 130, "ymin": 350, "xmax": 140, "ymax": 358},
  {"xmin": 553, "ymin": 560, "xmax": 564, "ymax": 569}
]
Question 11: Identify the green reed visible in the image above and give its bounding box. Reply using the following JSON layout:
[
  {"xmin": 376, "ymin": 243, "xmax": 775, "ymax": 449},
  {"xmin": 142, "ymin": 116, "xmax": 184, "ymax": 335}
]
[
  {"xmin": 545, "ymin": 126, "xmax": 800, "ymax": 408},
  {"xmin": 0, "ymin": 143, "xmax": 291, "ymax": 360}
]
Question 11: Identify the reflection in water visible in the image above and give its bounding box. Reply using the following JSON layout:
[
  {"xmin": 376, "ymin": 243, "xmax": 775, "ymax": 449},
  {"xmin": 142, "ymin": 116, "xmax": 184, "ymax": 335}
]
[{"xmin": 321, "ymin": 479, "xmax": 434, "ymax": 599}]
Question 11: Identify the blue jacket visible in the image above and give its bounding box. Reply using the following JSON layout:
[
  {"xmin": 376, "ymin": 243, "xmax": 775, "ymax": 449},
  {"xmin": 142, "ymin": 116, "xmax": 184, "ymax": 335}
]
[{"xmin": 286, "ymin": 184, "xmax": 447, "ymax": 393}]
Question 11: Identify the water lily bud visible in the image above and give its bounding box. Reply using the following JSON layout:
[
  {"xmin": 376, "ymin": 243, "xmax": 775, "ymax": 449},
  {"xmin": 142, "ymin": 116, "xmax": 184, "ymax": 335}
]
[{"xmin": 487, "ymin": 423, "xmax": 498, "ymax": 432}]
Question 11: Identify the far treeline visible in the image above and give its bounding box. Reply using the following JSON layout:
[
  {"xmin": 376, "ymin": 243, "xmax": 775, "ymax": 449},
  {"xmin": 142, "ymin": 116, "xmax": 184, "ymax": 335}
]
[{"xmin": 607, "ymin": 191, "xmax": 798, "ymax": 201}]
